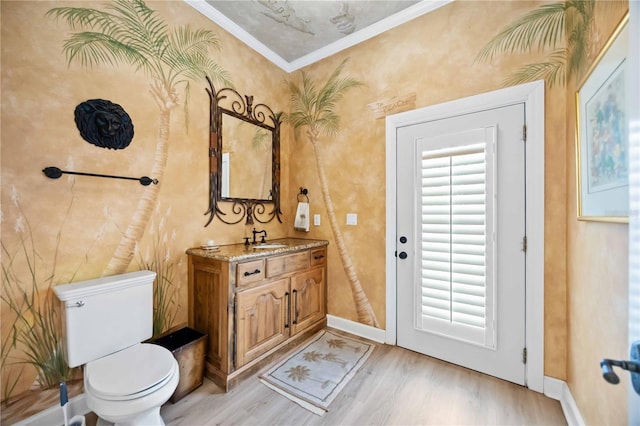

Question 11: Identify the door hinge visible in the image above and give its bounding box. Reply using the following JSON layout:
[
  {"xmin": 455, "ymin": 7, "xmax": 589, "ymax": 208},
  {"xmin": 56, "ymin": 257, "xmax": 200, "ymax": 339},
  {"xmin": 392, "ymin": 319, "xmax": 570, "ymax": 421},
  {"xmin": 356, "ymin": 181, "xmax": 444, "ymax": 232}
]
[
  {"xmin": 522, "ymin": 235, "xmax": 528, "ymax": 252},
  {"xmin": 523, "ymin": 124, "xmax": 527, "ymax": 142},
  {"xmin": 523, "ymin": 347, "xmax": 528, "ymax": 364}
]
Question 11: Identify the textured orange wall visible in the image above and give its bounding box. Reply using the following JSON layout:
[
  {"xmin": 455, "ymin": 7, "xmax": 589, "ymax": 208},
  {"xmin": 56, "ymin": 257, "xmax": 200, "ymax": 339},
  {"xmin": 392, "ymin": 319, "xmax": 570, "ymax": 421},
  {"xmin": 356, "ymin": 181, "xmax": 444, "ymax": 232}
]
[
  {"xmin": 565, "ymin": 10, "xmax": 630, "ymax": 425},
  {"xmin": 289, "ymin": 0, "xmax": 568, "ymax": 378},
  {"xmin": 0, "ymin": 0, "xmax": 290, "ymax": 406},
  {"xmin": 3, "ymin": 0, "xmax": 630, "ymax": 421}
]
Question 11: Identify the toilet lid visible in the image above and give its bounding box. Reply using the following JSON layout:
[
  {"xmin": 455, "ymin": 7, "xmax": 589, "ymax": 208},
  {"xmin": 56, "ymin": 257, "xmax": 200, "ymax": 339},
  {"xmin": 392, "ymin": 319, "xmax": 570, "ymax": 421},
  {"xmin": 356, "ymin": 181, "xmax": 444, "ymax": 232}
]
[{"xmin": 85, "ymin": 343, "xmax": 176, "ymax": 399}]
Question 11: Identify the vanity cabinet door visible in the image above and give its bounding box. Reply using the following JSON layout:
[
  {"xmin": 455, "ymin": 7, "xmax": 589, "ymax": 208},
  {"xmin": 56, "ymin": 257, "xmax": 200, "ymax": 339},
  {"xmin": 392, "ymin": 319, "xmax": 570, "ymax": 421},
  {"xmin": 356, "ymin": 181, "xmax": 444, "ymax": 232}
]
[
  {"xmin": 290, "ymin": 267, "xmax": 325, "ymax": 336},
  {"xmin": 235, "ymin": 278, "xmax": 289, "ymax": 367}
]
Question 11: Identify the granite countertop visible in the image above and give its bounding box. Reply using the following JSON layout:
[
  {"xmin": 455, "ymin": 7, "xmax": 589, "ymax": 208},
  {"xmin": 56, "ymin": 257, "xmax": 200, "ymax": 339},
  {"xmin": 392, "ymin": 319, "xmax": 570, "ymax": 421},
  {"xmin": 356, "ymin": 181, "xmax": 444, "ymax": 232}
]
[{"xmin": 186, "ymin": 238, "xmax": 329, "ymax": 262}]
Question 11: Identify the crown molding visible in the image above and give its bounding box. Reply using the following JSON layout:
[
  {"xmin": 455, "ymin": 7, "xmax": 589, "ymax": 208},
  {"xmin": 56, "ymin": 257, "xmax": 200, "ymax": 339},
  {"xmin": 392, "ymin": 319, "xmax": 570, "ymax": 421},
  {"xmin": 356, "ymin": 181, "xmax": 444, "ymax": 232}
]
[{"xmin": 185, "ymin": 0, "xmax": 452, "ymax": 73}]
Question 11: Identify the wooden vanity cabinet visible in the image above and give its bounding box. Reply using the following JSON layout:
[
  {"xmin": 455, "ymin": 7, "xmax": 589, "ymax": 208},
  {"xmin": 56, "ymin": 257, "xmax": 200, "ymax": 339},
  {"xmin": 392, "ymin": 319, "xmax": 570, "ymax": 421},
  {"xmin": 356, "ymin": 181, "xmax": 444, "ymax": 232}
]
[{"xmin": 187, "ymin": 242, "xmax": 327, "ymax": 391}]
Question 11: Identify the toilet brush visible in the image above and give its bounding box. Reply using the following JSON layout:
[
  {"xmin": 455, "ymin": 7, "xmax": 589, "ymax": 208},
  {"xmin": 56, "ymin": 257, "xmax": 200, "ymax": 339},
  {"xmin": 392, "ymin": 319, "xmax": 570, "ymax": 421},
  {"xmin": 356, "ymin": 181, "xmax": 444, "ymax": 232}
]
[{"xmin": 60, "ymin": 382, "xmax": 69, "ymax": 426}]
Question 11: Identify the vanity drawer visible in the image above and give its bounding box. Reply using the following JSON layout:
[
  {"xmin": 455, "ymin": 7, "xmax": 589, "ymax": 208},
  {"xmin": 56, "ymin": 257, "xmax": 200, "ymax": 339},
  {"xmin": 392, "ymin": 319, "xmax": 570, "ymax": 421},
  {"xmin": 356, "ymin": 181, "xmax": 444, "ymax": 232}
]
[
  {"xmin": 310, "ymin": 248, "xmax": 327, "ymax": 267},
  {"xmin": 237, "ymin": 259, "xmax": 265, "ymax": 286},
  {"xmin": 266, "ymin": 251, "xmax": 309, "ymax": 278}
]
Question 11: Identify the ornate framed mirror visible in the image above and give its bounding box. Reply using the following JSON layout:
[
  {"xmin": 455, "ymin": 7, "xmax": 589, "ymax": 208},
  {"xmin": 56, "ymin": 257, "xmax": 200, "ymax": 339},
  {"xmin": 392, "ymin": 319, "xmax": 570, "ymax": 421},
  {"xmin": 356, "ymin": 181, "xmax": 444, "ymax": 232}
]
[{"xmin": 204, "ymin": 77, "xmax": 283, "ymax": 226}]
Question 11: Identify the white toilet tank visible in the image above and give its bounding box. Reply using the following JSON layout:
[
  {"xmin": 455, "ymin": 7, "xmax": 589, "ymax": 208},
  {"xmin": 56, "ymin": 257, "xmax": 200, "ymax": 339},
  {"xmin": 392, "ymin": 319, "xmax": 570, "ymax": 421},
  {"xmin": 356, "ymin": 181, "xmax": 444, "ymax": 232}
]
[{"xmin": 54, "ymin": 270, "xmax": 156, "ymax": 368}]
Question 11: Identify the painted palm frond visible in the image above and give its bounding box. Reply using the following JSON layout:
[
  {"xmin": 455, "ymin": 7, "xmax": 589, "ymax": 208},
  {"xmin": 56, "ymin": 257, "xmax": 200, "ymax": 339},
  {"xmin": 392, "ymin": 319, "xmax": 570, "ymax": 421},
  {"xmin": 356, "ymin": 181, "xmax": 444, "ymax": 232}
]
[
  {"xmin": 315, "ymin": 63, "xmax": 363, "ymax": 118},
  {"xmin": 285, "ymin": 59, "xmax": 379, "ymax": 327},
  {"xmin": 475, "ymin": 0, "xmax": 603, "ymax": 87},
  {"xmin": 565, "ymin": 2, "xmax": 593, "ymax": 79},
  {"xmin": 286, "ymin": 73, "xmax": 318, "ymax": 132},
  {"xmin": 46, "ymin": 1, "xmax": 229, "ymax": 87},
  {"xmin": 47, "ymin": 0, "xmax": 231, "ymax": 277},
  {"xmin": 59, "ymin": 31, "xmax": 151, "ymax": 71},
  {"xmin": 476, "ymin": 2, "xmax": 567, "ymax": 62},
  {"xmin": 46, "ymin": 0, "xmax": 166, "ymax": 73},
  {"xmin": 287, "ymin": 59, "xmax": 363, "ymax": 136},
  {"xmin": 164, "ymin": 27, "xmax": 232, "ymax": 86},
  {"xmin": 503, "ymin": 49, "xmax": 567, "ymax": 87}
]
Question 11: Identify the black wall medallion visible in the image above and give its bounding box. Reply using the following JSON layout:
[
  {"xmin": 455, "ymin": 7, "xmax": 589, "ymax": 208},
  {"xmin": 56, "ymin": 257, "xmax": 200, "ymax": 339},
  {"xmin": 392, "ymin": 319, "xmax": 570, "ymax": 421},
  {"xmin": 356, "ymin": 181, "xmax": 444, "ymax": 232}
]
[{"xmin": 74, "ymin": 99, "xmax": 134, "ymax": 149}]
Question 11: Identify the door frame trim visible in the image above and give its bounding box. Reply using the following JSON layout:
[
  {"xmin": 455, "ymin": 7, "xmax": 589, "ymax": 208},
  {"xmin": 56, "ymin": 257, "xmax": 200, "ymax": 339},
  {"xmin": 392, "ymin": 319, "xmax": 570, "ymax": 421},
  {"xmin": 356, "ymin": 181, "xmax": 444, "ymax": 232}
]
[{"xmin": 385, "ymin": 81, "xmax": 545, "ymax": 392}]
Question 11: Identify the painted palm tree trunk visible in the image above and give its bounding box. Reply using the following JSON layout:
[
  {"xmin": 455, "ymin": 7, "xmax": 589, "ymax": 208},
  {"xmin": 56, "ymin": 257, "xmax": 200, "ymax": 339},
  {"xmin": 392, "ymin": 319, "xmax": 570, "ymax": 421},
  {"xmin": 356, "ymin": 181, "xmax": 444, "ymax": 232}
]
[
  {"xmin": 104, "ymin": 101, "xmax": 171, "ymax": 275},
  {"xmin": 286, "ymin": 59, "xmax": 378, "ymax": 328},
  {"xmin": 308, "ymin": 128, "xmax": 380, "ymax": 327},
  {"xmin": 46, "ymin": 1, "xmax": 231, "ymax": 275}
]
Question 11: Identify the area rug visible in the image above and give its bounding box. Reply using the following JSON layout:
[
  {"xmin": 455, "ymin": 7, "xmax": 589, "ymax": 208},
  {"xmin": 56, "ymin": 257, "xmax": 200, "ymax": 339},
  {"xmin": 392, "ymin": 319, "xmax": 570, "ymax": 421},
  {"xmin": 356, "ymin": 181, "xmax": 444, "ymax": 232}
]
[{"xmin": 260, "ymin": 330, "xmax": 375, "ymax": 416}]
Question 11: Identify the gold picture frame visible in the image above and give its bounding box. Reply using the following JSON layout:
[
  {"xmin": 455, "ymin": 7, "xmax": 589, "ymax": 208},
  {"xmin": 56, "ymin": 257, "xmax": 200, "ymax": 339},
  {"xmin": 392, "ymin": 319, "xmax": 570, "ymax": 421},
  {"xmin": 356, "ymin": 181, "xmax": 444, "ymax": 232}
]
[{"xmin": 575, "ymin": 13, "xmax": 629, "ymax": 223}]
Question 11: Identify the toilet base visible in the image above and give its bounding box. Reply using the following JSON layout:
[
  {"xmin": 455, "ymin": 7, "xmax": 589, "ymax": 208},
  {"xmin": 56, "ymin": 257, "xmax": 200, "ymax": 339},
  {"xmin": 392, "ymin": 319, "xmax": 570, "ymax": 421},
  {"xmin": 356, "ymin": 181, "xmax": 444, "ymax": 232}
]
[{"xmin": 95, "ymin": 406, "xmax": 164, "ymax": 426}]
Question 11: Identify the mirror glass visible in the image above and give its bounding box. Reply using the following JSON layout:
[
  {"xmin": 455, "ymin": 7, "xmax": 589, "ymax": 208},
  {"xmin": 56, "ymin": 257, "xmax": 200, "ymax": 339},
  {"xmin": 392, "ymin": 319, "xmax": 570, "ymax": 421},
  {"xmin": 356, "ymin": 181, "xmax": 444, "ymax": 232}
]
[
  {"xmin": 204, "ymin": 78, "xmax": 282, "ymax": 226},
  {"xmin": 221, "ymin": 114, "xmax": 273, "ymax": 200}
]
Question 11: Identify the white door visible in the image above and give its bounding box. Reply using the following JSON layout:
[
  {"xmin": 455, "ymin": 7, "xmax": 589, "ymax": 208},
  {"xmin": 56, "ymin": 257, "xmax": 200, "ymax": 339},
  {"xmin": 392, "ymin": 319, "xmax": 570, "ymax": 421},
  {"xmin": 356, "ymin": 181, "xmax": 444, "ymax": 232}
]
[{"xmin": 396, "ymin": 103, "xmax": 527, "ymax": 385}]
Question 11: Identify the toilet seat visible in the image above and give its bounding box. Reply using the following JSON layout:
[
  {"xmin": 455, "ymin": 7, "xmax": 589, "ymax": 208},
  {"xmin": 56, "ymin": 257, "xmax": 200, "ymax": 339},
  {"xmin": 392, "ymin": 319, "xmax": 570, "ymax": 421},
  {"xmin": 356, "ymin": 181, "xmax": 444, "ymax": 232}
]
[{"xmin": 85, "ymin": 343, "xmax": 177, "ymax": 401}]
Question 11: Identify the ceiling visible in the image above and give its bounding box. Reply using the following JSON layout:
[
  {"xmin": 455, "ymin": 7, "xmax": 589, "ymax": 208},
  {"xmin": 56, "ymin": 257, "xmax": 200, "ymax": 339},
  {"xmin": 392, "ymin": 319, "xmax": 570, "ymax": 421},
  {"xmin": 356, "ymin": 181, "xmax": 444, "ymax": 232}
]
[{"xmin": 185, "ymin": 0, "xmax": 452, "ymax": 72}]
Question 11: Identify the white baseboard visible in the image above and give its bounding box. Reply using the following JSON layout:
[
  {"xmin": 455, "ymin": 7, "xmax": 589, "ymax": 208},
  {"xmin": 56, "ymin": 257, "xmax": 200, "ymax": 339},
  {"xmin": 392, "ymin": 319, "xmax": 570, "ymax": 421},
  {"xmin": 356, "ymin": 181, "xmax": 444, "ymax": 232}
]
[
  {"xmin": 326, "ymin": 315, "xmax": 386, "ymax": 343},
  {"xmin": 13, "ymin": 392, "xmax": 89, "ymax": 426},
  {"xmin": 544, "ymin": 376, "xmax": 585, "ymax": 426}
]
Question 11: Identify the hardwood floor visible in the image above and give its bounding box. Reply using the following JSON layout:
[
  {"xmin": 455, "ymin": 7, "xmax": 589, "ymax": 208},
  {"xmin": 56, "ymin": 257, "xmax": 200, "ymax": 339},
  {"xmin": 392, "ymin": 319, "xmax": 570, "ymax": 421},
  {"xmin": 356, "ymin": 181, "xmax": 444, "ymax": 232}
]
[{"xmin": 158, "ymin": 335, "xmax": 566, "ymax": 426}]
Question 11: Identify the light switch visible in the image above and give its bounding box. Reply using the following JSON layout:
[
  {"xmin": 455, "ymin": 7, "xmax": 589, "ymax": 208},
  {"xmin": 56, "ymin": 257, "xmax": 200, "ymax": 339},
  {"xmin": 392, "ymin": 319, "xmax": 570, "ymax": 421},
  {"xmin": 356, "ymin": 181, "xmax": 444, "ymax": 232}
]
[
  {"xmin": 314, "ymin": 214, "xmax": 321, "ymax": 226},
  {"xmin": 346, "ymin": 213, "xmax": 357, "ymax": 226}
]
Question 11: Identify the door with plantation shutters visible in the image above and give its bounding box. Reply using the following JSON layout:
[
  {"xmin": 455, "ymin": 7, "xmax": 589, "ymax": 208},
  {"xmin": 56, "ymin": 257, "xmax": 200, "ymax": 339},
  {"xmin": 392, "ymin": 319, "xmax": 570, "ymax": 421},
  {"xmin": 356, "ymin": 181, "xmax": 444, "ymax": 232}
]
[{"xmin": 396, "ymin": 104, "xmax": 526, "ymax": 385}]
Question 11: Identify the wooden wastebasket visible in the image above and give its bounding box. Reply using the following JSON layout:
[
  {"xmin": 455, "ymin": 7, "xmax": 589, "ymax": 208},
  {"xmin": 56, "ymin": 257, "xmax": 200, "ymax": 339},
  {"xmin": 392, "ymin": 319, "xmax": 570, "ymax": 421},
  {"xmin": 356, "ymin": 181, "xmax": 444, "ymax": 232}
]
[{"xmin": 151, "ymin": 327, "xmax": 207, "ymax": 403}]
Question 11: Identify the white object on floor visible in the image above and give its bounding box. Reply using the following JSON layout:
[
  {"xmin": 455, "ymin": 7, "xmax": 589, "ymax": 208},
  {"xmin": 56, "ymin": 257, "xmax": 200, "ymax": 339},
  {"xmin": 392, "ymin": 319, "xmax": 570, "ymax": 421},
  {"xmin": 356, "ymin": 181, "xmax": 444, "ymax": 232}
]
[{"xmin": 54, "ymin": 271, "xmax": 179, "ymax": 426}]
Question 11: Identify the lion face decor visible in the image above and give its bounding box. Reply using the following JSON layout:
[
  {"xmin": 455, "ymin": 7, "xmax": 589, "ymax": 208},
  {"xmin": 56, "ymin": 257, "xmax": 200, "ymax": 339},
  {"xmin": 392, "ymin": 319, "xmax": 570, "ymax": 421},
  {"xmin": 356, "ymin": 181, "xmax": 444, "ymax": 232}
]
[{"xmin": 74, "ymin": 99, "xmax": 134, "ymax": 149}]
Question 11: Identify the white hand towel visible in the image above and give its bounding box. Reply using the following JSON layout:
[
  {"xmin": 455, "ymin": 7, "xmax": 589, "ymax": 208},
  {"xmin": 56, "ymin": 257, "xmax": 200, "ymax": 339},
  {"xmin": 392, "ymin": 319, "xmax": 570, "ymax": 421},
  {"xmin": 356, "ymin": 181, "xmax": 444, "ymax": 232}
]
[{"xmin": 294, "ymin": 202, "xmax": 310, "ymax": 232}]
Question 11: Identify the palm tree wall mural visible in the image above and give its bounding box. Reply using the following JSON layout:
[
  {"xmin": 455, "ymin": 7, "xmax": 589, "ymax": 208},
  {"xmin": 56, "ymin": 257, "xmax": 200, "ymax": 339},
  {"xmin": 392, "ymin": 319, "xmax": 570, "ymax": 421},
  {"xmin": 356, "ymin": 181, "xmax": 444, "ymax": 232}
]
[
  {"xmin": 1, "ymin": 187, "xmax": 80, "ymax": 402},
  {"xmin": 476, "ymin": 0, "xmax": 626, "ymax": 87},
  {"xmin": 46, "ymin": 0, "xmax": 232, "ymax": 276},
  {"xmin": 286, "ymin": 59, "xmax": 380, "ymax": 328},
  {"xmin": 1, "ymin": 1, "xmax": 233, "ymax": 412}
]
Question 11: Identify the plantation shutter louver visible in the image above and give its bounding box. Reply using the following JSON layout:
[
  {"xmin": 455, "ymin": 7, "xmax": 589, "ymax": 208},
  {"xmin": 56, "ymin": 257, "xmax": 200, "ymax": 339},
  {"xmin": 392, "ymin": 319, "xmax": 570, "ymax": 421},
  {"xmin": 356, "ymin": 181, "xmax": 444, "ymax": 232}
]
[{"xmin": 415, "ymin": 127, "xmax": 497, "ymax": 347}]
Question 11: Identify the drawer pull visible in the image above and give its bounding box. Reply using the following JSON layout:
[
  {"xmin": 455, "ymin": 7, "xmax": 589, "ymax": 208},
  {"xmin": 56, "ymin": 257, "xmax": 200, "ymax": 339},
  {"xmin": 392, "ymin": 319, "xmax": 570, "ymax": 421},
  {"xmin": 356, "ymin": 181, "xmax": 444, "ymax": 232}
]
[
  {"xmin": 313, "ymin": 254, "xmax": 325, "ymax": 260},
  {"xmin": 292, "ymin": 289, "xmax": 298, "ymax": 325},
  {"xmin": 285, "ymin": 292, "xmax": 290, "ymax": 328},
  {"xmin": 244, "ymin": 269, "xmax": 261, "ymax": 277}
]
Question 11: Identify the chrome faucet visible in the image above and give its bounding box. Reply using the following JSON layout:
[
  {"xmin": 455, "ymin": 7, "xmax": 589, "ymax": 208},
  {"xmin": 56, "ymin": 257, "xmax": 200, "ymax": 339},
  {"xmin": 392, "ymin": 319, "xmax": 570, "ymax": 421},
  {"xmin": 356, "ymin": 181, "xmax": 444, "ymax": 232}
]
[{"xmin": 252, "ymin": 228, "xmax": 267, "ymax": 244}]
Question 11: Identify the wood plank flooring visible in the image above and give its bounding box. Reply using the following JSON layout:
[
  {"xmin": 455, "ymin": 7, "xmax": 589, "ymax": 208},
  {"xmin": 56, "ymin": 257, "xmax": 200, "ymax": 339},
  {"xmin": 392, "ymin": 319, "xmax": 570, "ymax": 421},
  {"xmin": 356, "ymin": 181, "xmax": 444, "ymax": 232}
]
[{"xmin": 158, "ymin": 337, "xmax": 566, "ymax": 425}]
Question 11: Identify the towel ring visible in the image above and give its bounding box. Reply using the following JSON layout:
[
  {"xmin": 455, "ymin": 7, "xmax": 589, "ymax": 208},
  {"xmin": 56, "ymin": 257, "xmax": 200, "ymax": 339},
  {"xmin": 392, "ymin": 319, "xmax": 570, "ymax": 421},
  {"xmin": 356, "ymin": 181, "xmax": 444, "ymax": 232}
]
[{"xmin": 297, "ymin": 187, "xmax": 309, "ymax": 203}]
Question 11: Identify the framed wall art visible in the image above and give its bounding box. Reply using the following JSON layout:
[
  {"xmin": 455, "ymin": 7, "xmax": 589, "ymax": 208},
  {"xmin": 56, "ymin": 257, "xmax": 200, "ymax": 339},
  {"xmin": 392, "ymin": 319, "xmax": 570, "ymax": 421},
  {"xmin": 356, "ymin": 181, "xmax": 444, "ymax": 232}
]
[{"xmin": 575, "ymin": 14, "xmax": 629, "ymax": 223}]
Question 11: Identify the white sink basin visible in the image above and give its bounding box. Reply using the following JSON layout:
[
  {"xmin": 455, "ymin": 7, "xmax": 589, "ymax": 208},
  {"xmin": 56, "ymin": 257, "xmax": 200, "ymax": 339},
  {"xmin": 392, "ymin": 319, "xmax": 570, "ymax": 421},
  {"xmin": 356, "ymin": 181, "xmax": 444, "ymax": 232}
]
[{"xmin": 253, "ymin": 243, "xmax": 288, "ymax": 249}]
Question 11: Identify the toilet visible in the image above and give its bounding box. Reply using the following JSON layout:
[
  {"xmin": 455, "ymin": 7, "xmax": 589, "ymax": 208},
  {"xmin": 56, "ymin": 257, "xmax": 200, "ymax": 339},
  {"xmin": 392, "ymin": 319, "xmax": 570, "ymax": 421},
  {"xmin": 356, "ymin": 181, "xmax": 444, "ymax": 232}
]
[{"xmin": 54, "ymin": 270, "xmax": 179, "ymax": 426}]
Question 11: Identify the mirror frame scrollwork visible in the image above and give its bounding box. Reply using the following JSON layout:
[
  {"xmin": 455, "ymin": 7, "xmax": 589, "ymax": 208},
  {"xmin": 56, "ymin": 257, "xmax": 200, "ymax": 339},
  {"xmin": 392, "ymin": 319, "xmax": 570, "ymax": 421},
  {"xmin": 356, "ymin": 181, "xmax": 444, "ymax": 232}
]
[{"xmin": 204, "ymin": 77, "xmax": 283, "ymax": 226}]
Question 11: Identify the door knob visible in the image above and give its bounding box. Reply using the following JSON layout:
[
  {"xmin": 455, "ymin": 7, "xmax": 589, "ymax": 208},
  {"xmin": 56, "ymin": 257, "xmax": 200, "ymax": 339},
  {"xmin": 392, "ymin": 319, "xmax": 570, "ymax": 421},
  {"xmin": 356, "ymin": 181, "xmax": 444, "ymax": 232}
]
[
  {"xmin": 398, "ymin": 252, "xmax": 408, "ymax": 259},
  {"xmin": 399, "ymin": 236, "xmax": 407, "ymax": 243},
  {"xmin": 600, "ymin": 340, "xmax": 640, "ymax": 395}
]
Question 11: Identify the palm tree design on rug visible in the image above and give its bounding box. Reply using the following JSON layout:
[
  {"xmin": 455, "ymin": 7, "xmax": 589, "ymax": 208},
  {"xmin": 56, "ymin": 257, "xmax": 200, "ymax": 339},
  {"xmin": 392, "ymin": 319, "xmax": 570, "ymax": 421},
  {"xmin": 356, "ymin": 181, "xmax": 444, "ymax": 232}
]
[
  {"xmin": 47, "ymin": 0, "xmax": 231, "ymax": 276},
  {"xmin": 303, "ymin": 350, "xmax": 347, "ymax": 368},
  {"xmin": 476, "ymin": 0, "xmax": 626, "ymax": 87},
  {"xmin": 286, "ymin": 59, "xmax": 379, "ymax": 327},
  {"xmin": 285, "ymin": 365, "xmax": 332, "ymax": 389},
  {"xmin": 327, "ymin": 337, "xmax": 362, "ymax": 353}
]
